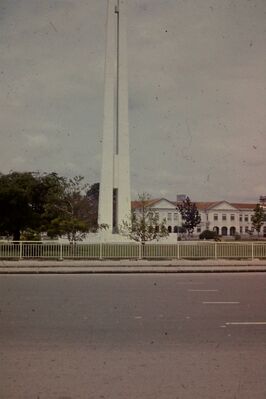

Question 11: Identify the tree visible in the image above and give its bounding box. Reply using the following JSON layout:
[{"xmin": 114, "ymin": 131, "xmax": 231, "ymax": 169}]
[
  {"xmin": 43, "ymin": 175, "xmax": 92, "ymax": 242},
  {"xmin": 119, "ymin": 193, "xmax": 169, "ymax": 244},
  {"xmin": 0, "ymin": 172, "xmax": 45, "ymax": 240},
  {"xmin": 0, "ymin": 172, "xmax": 101, "ymax": 242},
  {"xmin": 177, "ymin": 196, "xmax": 201, "ymax": 237},
  {"xmin": 251, "ymin": 204, "xmax": 264, "ymax": 236},
  {"xmin": 0, "ymin": 171, "xmax": 72, "ymax": 240},
  {"xmin": 86, "ymin": 182, "xmax": 100, "ymax": 231}
]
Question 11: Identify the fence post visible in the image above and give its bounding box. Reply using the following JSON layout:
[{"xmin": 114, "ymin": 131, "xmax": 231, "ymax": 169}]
[
  {"xmin": 138, "ymin": 243, "xmax": 142, "ymax": 260},
  {"xmin": 251, "ymin": 242, "xmax": 254, "ymax": 260},
  {"xmin": 214, "ymin": 242, "xmax": 217, "ymax": 259},
  {"xmin": 99, "ymin": 242, "xmax": 103, "ymax": 260},
  {"xmin": 59, "ymin": 243, "xmax": 63, "ymax": 261},
  {"xmin": 177, "ymin": 242, "xmax": 180, "ymax": 260},
  {"xmin": 19, "ymin": 241, "xmax": 23, "ymax": 260}
]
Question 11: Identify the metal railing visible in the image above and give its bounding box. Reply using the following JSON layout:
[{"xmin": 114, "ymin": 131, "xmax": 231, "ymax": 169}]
[{"xmin": 0, "ymin": 241, "xmax": 266, "ymax": 260}]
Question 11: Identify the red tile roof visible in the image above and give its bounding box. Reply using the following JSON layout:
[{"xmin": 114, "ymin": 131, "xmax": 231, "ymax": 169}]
[
  {"xmin": 132, "ymin": 198, "xmax": 257, "ymax": 211},
  {"xmin": 131, "ymin": 199, "xmax": 161, "ymax": 209},
  {"xmin": 193, "ymin": 202, "xmax": 219, "ymax": 210},
  {"xmin": 231, "ymin": 203, "xmax": 257, "ymax": 210},
  {"xmin": 195, "ymin": 201, "xmax": 257, "ymax": 211}
]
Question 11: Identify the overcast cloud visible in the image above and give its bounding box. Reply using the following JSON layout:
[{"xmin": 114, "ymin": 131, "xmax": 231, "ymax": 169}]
[{"xmin": 0, "ymin": 0, "xmax": 265, "ymax": 202}]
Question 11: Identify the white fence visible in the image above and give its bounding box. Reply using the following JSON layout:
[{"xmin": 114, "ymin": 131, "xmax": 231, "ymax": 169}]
[{"xmin": 0, "ymin": 241, "xmax": 266, "ymax": 260}]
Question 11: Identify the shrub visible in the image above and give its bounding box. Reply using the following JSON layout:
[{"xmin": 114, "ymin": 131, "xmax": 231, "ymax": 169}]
[
  {"xmin": 21, "ymin": 229, "xmax": 41, "ymax": 241},
  {"xmin": 234, "ymin": 232, "xmax": 241, "ymax": 241},
  {"xmin": 199, "ymin": 230, "xmax": 218, "ymax": 240}
]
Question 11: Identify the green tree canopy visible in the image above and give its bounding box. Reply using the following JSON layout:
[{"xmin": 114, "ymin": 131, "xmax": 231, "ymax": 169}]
[
  {"xmin": 44, "ymin": 175, "xmax": 92, "ymax": 242},
  {"xmin": 0, "ymin": 172, "xmax": 45, "ymax": 240},
  {"xmin": 86, "ymin": 182, "xmax": 99, "ymax": 230},
  {"xmin": 177, "ymin": 196, "xmax": 201, "ymax": 236},
  {"xmin": 0, "ymin": 171, "xmax": 100, "ymax": 241},
  {"xmin": 251, "ymin": 204, "xmax": 264, "ymax": 236}
]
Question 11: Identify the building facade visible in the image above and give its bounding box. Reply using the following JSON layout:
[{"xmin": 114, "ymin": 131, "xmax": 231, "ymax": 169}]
[{"xmin": 132, "ymin": 198, "xmax": 266, "ymax": 238}]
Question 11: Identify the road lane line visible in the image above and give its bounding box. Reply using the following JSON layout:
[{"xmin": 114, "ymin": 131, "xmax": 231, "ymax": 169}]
[
  {"xmin": 203, "ymin": 301, "xmax": 239, "ymax": 304},
  {"xmin": 225, "ymin": 321, "xmax": 266, "ymax": 325},
  {"xmin": 175, "ymin": 282, "xmax": 205, "ymax": 284},
  {"xmin": 188, "ymin": 289, "xmax": 218, "ymax": 292}
]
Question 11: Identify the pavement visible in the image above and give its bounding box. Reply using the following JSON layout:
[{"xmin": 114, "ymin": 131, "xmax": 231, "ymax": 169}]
[{"xmin": 1, "ymin": 258, "xmax": 266, "ymax": 273}]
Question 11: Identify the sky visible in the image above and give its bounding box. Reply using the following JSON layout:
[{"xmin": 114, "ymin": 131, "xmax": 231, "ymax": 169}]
[{"xmin": 0, "ymin": 0, "xmax": 265, "ymax": 202}]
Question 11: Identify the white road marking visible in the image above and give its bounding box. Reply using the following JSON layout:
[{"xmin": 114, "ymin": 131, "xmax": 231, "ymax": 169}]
[
  {"xmin": 175, "ymin": 282, "xmax": 205, "ymax": 284},
  {"xmin": 203, "ymin": 301, "xmax": 239, "ymax": 304},
  {"xmin": 188, "ymin": 289, "xmax": 218, "ymax": 292},
  {"xmin": 225, "ymin": 321, "xmax": 266, "ymax": 325},
  {"xmin": 134, "ymin": 316, "xmax": 142, "ymax": 319}
]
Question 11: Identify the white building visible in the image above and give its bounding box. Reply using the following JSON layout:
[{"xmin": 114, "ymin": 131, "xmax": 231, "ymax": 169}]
[{"xmin": 132, "ymin": 198, "xmax": 266, "ymax": 238}]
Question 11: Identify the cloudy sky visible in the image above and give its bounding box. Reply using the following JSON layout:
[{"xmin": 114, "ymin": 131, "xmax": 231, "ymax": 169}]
[{"xmin": 1, "ymin": 0, "xmax": 265, "ymax": 202}]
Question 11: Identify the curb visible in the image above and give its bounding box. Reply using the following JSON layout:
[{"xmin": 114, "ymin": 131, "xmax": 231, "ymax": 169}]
[
  {"xmin": 1, "ymin": 265, "xmax": 266, "ymax": 274},
  {"xmin": 1, "ymin": 259, "xmax": 266, "ymax": 274}
]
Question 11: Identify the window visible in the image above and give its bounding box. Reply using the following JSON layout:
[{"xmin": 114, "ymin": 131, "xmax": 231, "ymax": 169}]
[
  {"xmin": 245, "ymin": 215, "xmax": 249, "ymax": 222},
  {"xmin": 239, "ymin": 214, "xmax": 243, "ymax": 222},
  {"xmin": 245, "ymin": 226, "xmax": 249, "ymax": 233},
  {"xmin": 214, "ymin": 214, "xmax": 218, "ymax": 221},
  {"xmin": 174, "ymin": 213, "xmax": 178, "ymax": 221},
  {"xmin": 221, "ymin": 226, "xmax": 228, "ymax": 236},
  {"xmin": 240, "ymin": 226, "xmax": 243, "ymax": 233},
  {"xmin": 222, "ymin": 214, "xmax": 226, "ymax": 221},
  {"xmin": 230, "ymin": 214, "xmax": 235, "ymax": 221},
  {"xmin": 230, "ymin": 226, "xmax": 236, "ymax": 236},
  {"xmin": 197, "ymin": 227, "xmax": 201, "ymax": 233},
  {"xmin": 167, "ymin": 213, "xmax": 172, "ymax": 221}
]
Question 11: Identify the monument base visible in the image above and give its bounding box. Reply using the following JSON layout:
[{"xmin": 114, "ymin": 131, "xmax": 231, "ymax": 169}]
[{"xmin": 83, "ymin": 231, "xmax": 133, "ymax": 243}]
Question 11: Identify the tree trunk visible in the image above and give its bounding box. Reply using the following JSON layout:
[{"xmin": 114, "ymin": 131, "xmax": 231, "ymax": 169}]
[{"xmin": 13, "ymin": 229, "xmax": 20, "ymax": 241}]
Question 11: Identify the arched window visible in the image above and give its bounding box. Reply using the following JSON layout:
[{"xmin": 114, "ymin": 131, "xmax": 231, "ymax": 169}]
[
  {"xmin": 174, "ymin": 226, "xmax": 178, "ymax": 233},
  {"xmin": 221, "ymin": 226, "xmax": 228, "ymax": 236},
  {"xmin": 168, "ymin": 226, "xmax": 172, "ymax": 233},
  {"xmin": 230, "ymin": 226, "xmax": 236, "ymax": 236}
]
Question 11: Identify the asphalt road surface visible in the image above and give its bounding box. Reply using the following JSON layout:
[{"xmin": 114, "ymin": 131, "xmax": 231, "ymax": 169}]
[{"xmin": 1, "ymin": 272, "xmax": 266, "ymax": 399}]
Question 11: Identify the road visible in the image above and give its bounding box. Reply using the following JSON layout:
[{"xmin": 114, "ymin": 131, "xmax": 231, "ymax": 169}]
[{"xmin": 1, "ymin": 272, "xmax": 266, "ymax": 399}]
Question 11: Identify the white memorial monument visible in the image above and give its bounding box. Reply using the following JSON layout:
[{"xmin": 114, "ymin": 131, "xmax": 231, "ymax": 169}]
[{"xmin": 98, "ymin": 0, "xmax": 131, "ymax": 235}]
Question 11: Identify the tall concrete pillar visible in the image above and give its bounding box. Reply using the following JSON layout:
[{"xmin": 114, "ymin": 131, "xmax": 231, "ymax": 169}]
[{"xmin": 98, "ymin": 0, "xmax": 131, "ymax": 233}]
